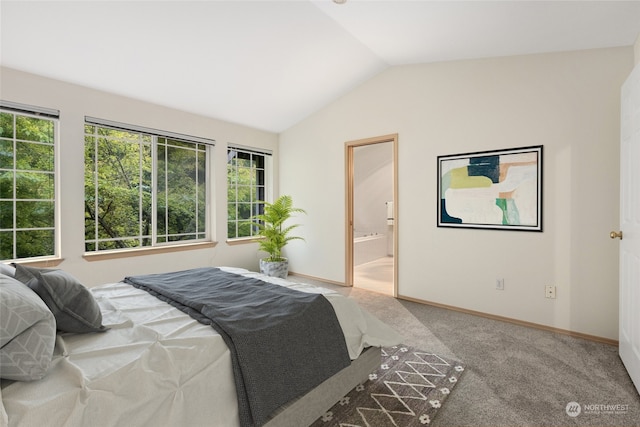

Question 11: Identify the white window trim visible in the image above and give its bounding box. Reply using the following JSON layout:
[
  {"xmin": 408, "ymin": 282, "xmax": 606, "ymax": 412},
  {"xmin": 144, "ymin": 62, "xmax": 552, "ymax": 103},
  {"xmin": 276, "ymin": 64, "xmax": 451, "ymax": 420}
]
[{"xmin": 0, "ymin": 101, "xmax": 60, "ymax": 262}]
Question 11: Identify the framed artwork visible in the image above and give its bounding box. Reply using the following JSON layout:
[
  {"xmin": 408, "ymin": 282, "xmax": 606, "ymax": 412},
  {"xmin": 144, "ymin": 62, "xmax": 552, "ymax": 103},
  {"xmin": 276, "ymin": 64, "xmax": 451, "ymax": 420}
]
[{"xmin": 437, "ymin": 145, "xmax": 543, "ymax": 231}]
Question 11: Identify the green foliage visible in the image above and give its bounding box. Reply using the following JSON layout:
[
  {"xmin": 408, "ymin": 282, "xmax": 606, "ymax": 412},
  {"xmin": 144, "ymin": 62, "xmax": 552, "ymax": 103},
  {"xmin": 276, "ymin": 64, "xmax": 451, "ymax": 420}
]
[
  {"xmin": 1, "ymin": 113, "xmax": 210, "ymax": 260},
  {"xmin": 0, "ymin": 111, "xmax": 56, "ymax": 260},
  {"xmin": 227, "ymin": 149, "xmax": 265, "ymax": 239},
  {"xmin": 84, "ymin": 127, "xmax": 206, "ymax": 251},
  {"xmin": 84, "ymin": 128, "xmax": 151, "ymax": 249},
  {"xmin": 252, "ymin": 195, "xmax": 306, "ymax": 262}
]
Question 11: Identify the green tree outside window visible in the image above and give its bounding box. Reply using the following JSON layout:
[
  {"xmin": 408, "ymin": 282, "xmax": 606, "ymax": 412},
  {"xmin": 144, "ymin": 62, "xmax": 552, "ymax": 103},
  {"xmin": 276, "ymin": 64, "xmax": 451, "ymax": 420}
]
[
  {"xmin": 0, "ymin": 110, "xmax": 56, "ymax": 260},
  {"xmin": 84, "ymin": 125, "xmax": 207, "ymax": 252}
]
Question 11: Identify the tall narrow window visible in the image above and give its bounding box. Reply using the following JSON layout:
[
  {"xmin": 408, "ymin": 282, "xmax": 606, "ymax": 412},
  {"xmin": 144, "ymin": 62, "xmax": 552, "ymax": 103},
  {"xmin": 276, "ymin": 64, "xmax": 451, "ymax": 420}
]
[
  {"xmin": 227, "ymin": 146, "xmax": 270, "ymax": 239},
  {"xmin": 84, "ymin": 119, "xmax": 212, "ymax": 252},
  {"xmin": 0, "ymin": 103, "xmax": 58, "ymax": 261},
  {"xmin": 156, "ymin": 137, "xmax": 207, "ymax": 243}
]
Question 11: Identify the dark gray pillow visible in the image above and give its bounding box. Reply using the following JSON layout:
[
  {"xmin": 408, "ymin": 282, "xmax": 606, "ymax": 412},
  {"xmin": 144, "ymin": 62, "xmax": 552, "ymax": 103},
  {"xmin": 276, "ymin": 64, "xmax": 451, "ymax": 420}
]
[{"xmin": 13, "ymin": 265, "xmax": 108, "ymax": 334}]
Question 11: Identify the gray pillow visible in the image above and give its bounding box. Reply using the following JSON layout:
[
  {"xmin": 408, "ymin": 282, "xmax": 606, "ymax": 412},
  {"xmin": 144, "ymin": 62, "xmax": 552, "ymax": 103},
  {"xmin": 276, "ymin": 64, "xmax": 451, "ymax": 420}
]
[
  {"xmin": 0, "ymin": 275, "xmax": 56, "ymax": 381},
  {"xmin": 0, "ymin": 263, "xmax": 15, "ymax": 277},
  {"xmin": 13, "ymin": 265, "xmax": 108, "ymax": 334}
]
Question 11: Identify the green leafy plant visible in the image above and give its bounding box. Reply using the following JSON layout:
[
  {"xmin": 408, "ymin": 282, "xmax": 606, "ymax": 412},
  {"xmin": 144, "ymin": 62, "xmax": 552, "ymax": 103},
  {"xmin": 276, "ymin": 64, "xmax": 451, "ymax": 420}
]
[{"xmin": 253, "ymin": 195, "xmax": 306, "ymax": 262}]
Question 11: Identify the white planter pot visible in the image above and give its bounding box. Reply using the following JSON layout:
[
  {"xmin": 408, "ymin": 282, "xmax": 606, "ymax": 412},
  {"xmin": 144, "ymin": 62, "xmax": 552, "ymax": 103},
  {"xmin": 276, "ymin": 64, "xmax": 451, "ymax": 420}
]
[{"xmin": 259, "ymin": 258, "xmax": 289, "ymax": 279}]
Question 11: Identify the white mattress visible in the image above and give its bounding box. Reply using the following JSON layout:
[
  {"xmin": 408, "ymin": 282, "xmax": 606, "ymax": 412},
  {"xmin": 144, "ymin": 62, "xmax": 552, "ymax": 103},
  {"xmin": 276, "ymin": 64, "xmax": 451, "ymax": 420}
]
[{"xmin": 1, "ymin": 267, "xmax": 400, "ymax": 427}]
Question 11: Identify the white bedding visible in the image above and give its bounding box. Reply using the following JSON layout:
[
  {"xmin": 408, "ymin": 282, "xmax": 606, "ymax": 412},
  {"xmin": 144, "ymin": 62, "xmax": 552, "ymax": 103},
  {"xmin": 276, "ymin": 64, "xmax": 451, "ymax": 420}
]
[{"xmin": 1, "ymin": 267, "xmax": 400, "ymax": 427}]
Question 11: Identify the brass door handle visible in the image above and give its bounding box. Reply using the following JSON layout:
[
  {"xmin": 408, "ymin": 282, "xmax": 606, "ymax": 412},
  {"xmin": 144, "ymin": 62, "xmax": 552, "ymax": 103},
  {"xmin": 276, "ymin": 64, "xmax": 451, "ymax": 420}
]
[{"xmin": 610, "ymin": 231, "xmax": 623, "ymax": 240}]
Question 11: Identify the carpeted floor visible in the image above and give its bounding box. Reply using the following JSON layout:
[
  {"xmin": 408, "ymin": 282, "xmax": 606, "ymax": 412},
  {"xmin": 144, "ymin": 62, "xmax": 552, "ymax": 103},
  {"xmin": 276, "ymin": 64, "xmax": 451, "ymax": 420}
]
[
  {"xmin": 311, "ymin": 345, "xmax": 465, "ymax": 426},
  {"xmin": 292, "ymin": 274, "xmax": 640, "ymax": 426}
]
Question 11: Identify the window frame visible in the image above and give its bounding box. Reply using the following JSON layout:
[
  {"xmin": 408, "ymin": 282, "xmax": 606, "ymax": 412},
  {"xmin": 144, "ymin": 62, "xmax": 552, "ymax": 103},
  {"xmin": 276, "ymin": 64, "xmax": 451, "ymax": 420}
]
[
  {"xmin": 0, "ymin": 102, "xmax": 60, "ymax": 262},
  {"xmin": 226, "ymin": 145, "xmax": 272, "ymax": 242},
  {"xmin": 83, "ymin": 118, "xmax": 214, "ymax": 254}
]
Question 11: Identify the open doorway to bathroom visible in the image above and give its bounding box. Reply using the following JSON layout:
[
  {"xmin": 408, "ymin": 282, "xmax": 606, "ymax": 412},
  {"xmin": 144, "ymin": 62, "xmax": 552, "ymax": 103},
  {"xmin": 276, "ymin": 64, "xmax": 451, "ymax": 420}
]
[{"xmin": 345, "ymin": 134, "xmax": 397, "ymax": 297}]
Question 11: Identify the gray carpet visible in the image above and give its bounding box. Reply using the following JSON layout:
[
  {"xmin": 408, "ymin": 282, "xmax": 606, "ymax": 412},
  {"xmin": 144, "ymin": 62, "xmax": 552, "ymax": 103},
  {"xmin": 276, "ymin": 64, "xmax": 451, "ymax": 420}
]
[{"xmin": 293, "ymin": 275, "xmax": 640, "ymax": 426}]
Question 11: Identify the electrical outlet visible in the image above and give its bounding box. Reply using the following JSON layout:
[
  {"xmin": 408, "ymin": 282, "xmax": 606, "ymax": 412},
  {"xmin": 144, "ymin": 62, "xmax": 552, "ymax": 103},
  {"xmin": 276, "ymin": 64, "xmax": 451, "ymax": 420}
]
[
  {"xmin": 496, "ymin": 278, "xmax": 504, "ymax": 290},
  {"xmin": 545, "ymin": 285, "xmax": 556, "ymax": 299}
]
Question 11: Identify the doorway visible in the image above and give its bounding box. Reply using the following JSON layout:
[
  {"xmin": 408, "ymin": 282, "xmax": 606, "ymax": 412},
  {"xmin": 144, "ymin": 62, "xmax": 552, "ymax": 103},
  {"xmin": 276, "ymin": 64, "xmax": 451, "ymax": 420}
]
[{"xmin": 345, "ymin": 134, "xmax": 398, "ymax": 297}]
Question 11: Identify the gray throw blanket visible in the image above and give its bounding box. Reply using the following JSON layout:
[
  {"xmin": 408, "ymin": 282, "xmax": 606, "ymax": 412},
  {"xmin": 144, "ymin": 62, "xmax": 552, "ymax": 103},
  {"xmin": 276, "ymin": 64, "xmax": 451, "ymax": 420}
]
[{"xmin": 124, "ymin": 267, "xmax": 351, "ymax": 427}]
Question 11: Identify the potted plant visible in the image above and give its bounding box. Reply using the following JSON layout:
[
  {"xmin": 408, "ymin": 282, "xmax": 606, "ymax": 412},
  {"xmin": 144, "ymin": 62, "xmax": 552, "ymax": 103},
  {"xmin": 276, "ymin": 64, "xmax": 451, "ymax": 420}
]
[{"xmin": 253, "ymin": 195, "xmax": 306, "ymax": 279}]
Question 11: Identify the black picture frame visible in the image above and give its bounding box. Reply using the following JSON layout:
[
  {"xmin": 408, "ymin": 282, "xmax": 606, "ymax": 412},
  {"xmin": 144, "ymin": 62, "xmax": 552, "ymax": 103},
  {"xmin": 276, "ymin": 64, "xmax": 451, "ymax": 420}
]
[{"xmin": 437, "ymin": 145, "xmax": 543, "ymax": 232}]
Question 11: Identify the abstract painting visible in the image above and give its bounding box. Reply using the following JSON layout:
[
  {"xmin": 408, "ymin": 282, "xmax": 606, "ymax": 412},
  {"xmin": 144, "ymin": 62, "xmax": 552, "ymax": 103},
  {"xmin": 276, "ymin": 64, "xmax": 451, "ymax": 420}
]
[{"xmin": 438, "ymin": 145, "xmax": 543, "ymax": 231}]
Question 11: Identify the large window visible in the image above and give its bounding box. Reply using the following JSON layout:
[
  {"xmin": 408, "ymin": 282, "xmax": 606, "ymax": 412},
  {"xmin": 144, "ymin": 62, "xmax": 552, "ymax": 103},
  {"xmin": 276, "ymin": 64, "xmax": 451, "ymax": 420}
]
[
  {"xmin": 227, "ymin": 147, "xmax": 270, "ymax": 239},
  {"xmin": 0, "ymin": 103, "xmax": 58, "ymax": 261},
  {"xmin": 84, "ymin": 119, "xmax": 212, "ymax": 252}
]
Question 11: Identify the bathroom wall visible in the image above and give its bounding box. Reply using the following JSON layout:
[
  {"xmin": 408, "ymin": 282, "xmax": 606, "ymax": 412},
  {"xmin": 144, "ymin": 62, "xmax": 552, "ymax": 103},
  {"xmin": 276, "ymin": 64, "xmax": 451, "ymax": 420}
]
[{"xmin": 353, "ymin": 142, "xmax": 393, "ymax": 238}]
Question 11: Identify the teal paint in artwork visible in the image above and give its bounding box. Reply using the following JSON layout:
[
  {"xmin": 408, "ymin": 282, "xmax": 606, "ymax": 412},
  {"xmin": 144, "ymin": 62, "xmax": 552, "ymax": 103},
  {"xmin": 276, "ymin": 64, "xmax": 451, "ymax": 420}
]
[
  {"xmin": 496, "ymin": 199, "xmax": 520, "ymax": 225},
  {"xmin": 441, "ymin": 199, "xmax": 462, "ymax": 224},
  {"xmin": 496, "ymin": 199, "xmax": 507, "ymax": 224}
]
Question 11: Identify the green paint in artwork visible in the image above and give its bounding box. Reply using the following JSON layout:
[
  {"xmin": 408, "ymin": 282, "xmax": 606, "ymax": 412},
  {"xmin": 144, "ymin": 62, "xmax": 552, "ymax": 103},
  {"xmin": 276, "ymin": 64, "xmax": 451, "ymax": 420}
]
[
  {"xmin": 496, "ymin": 198, "xmax": 520, "ymax": 225},
  {"xmin": 496, "ymin": 199, "xmax": 508, "ymax": 224},
  {"xmin": 450, "ymin": 167, "xmax": 493, "ymax": 189}
]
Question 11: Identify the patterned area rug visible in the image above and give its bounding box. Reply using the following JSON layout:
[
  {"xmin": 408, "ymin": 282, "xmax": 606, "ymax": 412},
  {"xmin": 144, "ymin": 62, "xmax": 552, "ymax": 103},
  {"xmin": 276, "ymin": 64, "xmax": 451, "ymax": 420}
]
[{"xmin": 311, "ymin": 345, "xmax": 465, "ymax": 426}]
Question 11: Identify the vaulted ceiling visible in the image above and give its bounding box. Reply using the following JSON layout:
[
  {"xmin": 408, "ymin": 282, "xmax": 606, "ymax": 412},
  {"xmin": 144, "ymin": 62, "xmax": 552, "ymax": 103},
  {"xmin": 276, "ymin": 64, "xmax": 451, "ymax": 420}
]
[{"xmin": 2, "ymin": 1, "xmax": 639, "ymax": 133}]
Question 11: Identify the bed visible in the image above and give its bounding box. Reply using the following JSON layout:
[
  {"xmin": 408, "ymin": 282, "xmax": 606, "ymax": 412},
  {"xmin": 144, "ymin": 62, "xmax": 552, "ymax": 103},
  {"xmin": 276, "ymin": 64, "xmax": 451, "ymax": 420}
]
[{"xmin": 0, "ymin": 265, "xmax": 401, "ymax": 427}]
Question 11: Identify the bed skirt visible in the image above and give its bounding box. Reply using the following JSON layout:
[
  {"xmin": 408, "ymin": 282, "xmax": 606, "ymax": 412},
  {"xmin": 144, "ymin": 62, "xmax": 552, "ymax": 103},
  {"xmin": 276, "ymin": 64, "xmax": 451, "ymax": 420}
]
[{"xmin": 265, "ymin": 346, "xmax": 381, "ymax": 427}]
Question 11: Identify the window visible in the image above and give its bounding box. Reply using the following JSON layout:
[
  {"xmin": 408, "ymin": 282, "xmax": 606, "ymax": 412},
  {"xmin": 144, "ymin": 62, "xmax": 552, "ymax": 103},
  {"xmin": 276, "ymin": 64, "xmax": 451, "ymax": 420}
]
[
  {"xmin": 84, "ymin": 118, "xmax": 212, "ymax": 252},
  {"xmin": 227, "ymin": 147, "xmax": 271, "ymax": 239},
  {"xmin": 0, "ymin": 102, "xmax": 59, "ymax": 261}
]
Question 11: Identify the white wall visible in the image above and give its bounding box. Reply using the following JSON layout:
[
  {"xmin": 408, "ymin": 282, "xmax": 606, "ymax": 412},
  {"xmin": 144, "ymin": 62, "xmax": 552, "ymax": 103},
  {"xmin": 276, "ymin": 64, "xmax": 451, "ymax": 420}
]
[
  {"xmin": 0, "ymin": 67, "xmax": 278, "ymax": 286},
  {"xmin": 279, "ymin": 47, "xmax": 633, "ymax": 340},
  {"xmin": 353, "ymin": 142, "xmax": 393, "ymax": 236}
]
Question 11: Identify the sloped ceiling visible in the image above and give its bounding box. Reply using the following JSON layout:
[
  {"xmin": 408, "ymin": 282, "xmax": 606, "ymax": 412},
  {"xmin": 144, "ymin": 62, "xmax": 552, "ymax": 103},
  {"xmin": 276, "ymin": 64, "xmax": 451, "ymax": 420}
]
[{"xmin": 2, "ymin": 1, "xmax": 640, "ymax": 133}]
